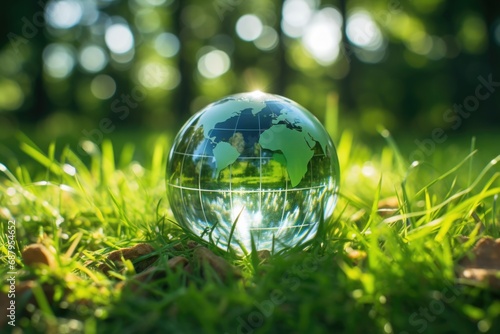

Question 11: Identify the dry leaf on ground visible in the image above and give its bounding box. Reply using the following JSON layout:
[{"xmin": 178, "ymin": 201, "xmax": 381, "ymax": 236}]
[
  {"xmin": 99, "ymin": 243, "xmax": 158, "ymax": 275},
  {"xmin": 191, "ymin": 246, "xmax": 241, "ymax": 282},
  {"xmin": 119, "ymin": 256, "xmax": 190, "ymax": 292},
  {"xmin": 377, "ymin": 196, "xmax": 399, "ymax": 217},
  {"xmin": 22, "ymin": 243, "xmax": 56, "ymax": 268},
  {"xmin": 457, "ymin": 237, "xmax": 500, "ymax": 289}
]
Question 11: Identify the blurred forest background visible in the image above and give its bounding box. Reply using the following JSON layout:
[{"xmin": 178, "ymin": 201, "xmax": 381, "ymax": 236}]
[{"xmin": 0, "ymin": 0, "xmax": 499, "ymax": 154}]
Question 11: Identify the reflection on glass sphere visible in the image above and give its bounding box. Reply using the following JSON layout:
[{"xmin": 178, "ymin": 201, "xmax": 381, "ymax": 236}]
[{"xmin": 166, "ymin": 92, "xmax": 340, "ymax": 253}]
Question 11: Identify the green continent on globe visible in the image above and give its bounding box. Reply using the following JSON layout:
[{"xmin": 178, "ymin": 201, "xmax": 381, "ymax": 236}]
[
  {"xmin": 260, "ymin": 124, "xmax": 315, "ymax": 187},
  {"xmin": 213, "ymin": 142, "xmax": 240, "ymax": 176}
]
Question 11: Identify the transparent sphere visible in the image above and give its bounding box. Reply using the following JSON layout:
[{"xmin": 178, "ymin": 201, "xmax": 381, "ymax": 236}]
[{"xmin": 166, "ymin": 92, "xmax": 340, "ymax": 253}]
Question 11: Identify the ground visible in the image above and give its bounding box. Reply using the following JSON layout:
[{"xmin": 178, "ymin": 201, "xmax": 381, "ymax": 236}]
[{"xmin": 1, "ymin": 129, "xmax": 500, "ymax": 334}]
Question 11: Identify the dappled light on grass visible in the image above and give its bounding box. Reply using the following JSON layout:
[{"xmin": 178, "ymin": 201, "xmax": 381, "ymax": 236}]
[{"xmin": 0, "ymin": 131, "xmax": 500, "ymax": 333}]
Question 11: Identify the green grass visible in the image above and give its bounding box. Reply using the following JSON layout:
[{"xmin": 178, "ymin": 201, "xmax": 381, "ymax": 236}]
[{"xmin": 1, "ymin": 129, "xmax": 500, "ymax": 334}]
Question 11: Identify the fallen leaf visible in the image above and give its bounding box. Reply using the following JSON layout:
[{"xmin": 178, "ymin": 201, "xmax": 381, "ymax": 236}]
[
  {"xmin": 460, "ymin": 268, "xmax": 500, "ymax": 289},
  {"xmin": 457, "ymin": 237, "xmax": 500, "ymax": 289},
  {"xmin": 377, "ymin": 196, "xmax": 399, "ymax": 217},
  {"xmin": 192, "ymin": 247, "xmax": 241, "ymax": 282},
  {"xmin": 99, "ymin": 243, "xmax": 157, "ymax": 275},
  {"xmin": 119, "ymin": 256, "xmax": 189, "ymax": 292},
  {"xmin": 22, "ymin": 243, "xmax": 56, "ymax": 268}
]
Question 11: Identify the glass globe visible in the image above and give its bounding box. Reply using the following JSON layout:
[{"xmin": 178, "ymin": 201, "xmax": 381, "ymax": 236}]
[{"xmin": 166, "ymin": 92, "xmax": 340, "ymax": 253}]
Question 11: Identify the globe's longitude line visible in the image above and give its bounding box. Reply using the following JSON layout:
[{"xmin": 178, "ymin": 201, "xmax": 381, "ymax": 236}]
[
  {"xmin": 294, "ymin": 158, "xmax": 314, "ymax": 238},
  {"xmin": 197, "ymin": 132, "xmax": 212, "ymax": 232},
  {"xmin": 228, "ymin": 110, "xmax": 244, "ymax": 236},
  {"xmin": 257, "ymin": 111, "xmax": 263, "ymax": 245},
  {"xmin": 266, "ymin": 101, "xmax": 291, "ymax": 239},
  {"xmin": 275, "ymin": 166, "xmax": 288, "ymax": 238},
  {"xmin": 178, "ymin": 122, "xmax": 199, "ymax": 229},
  {"xmin": 310, "ymin": 156, "xmax": 313, "ymax": 186}
]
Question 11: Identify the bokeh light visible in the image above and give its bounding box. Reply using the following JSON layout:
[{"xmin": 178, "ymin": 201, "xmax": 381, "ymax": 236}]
[
  {"xmin": 346, "ymin": 9, "xmax": 387, "ymax": 63},
  {"xmin": 182, "ymin": 5, "xmax": 217, "ymax": 39},
  {"xmin": 79, "ymin": 45, "xmax": 108, "ymax": 73},
  {"xmin": 406, "ymin": 31, "xmax": 433, "ymax": 55},
  {"xmin": 137, "ymin": 0, "xmax": 172, "ymax": 7},
  {"xmin": 45, "ymin": 0, "xmax": 83, "ymax": 29},
  {"xmin": 458, "ymin": 15, "xmax": 487, "ymax": 54},
  {"xmin": 346, "ymin": 10, "xmax": 383, "ymax": 51},
  {"xmin": 197, "ymin": 50, "xmax": 231, "ymax": 79},
  {"xmin": 254, "ymin": 27, "xmax": 279, "ymax": 51},
  {"xmin": 0, "ymin": 79, "xmax": 24, "ymax": 111},
  {"xmin": 281, "ymin": 0, "xmax": 315, "ymax": 38},
  {"xmin": 111, "ymin": 49, "xmax": 135, "ymax": 64},
  {"xmin": 135, "ymin": 8, "xmax": 161, "ymax": 33},
  {"xmin": 154, "ymin": 33, "xmax": 180, "ymax": 58},
  {"xmin": 105, "ymin": 23, "xmax": 135, "ymax": 54},
  {"xmin": 302, "ymin": 7, "xmax": 343, "ymax": 65},
  {"xmin": 90, "ymin": 74, "xmax": 116, "ymax": 100},
  {"xmin": 2, "ymin": 0, "xmax": 498, "ymax": 141},
  {"xmin": 236, "ymin": 15, "xmax": 263, "ymax": 42},
  {"xmin": 43, "ymin": 44, "xmax": 76, "ymax": 79},
  {"xmin": 138, "ymin": 62, "xmax": 180, "ymax": 90},
  {"xmin": 79, "ymin": 0, "xmax": 99, "ymax": 26}
]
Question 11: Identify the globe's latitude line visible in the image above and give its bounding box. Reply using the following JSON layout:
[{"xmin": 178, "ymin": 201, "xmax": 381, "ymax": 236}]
[
  {"xmin": 167, "ymin": 183, "xmax": 326, "ymax": 193},
  {"xmin": 171, "ymin": 151, "xmax": 328, "ymax": 159},
  {"xmin": 249, "ymin": 223, "xmax": 313, "ymax": 231}
]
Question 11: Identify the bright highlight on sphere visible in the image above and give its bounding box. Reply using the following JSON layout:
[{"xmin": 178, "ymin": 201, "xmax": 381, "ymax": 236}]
[
  {"xmin": 236, "ymin": 15, "xmax": 263, "ymax": 42},
  {"xmin": 166, "ymin": 92, "xmax": 340, "ymax": 253},
  {"xmin": 105, "ymin": 23, "xmax": 135, "ymax": 54}
]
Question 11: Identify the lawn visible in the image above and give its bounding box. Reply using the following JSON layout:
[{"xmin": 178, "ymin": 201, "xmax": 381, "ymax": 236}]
[{"xmin": 1, "ymin": 129, "xmax": 500, "ymax": 334}]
